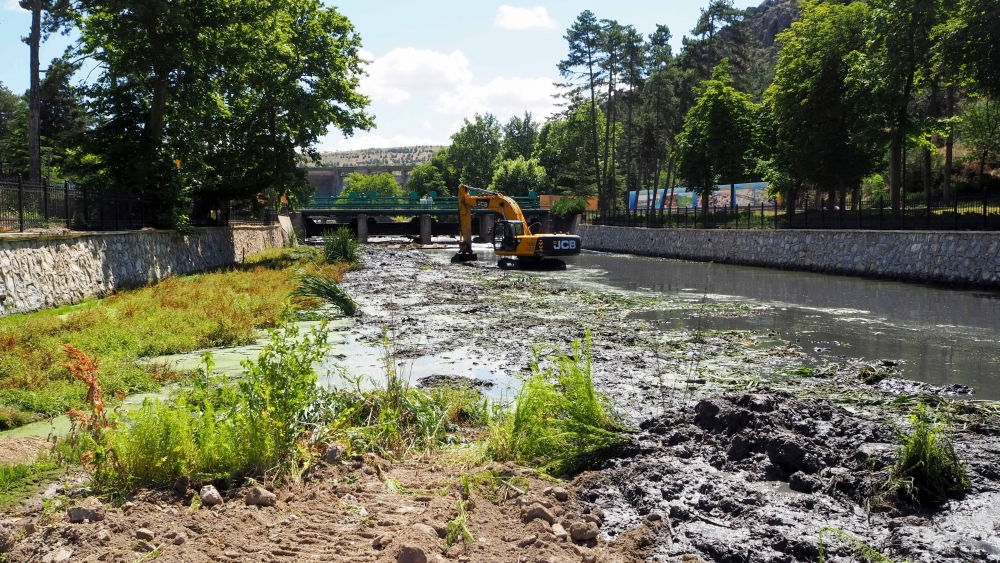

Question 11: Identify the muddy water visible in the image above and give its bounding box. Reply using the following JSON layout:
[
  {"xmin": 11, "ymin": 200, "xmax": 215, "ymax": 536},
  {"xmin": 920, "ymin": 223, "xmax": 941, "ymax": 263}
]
[{"xmin": 560, "ymin": 252, "xmax": 1000, "ymax": 399}]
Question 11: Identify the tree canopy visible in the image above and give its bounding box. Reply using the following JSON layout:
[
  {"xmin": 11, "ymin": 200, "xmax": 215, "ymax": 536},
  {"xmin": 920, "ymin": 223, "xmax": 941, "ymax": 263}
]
[{"xmin": 341, "ymin": 172, "xmax": 403, "ymax": 198}]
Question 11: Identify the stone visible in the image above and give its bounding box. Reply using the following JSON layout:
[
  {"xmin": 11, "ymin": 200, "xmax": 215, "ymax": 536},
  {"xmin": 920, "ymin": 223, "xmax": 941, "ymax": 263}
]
[
  {"xmin": 552, "ymin": 487, "xmax": 569, "ymax": 501},
  {"xmin": 522, "ymin": 503, "xmax": 555, "ymax": 524},
  {"xmin": 412, "ymin": 523, "xmax": 437, "ymax": 538},
  {"xmin": 68, "ymin": 497, "xmax": 106, "ymax": 523},
  {"xmin": 173, "ymin": 534, "xmax": 187, "ymax": 546},
  {"xmin": 245, "ymin": 486, "xmax": 277, "ymax": 507},
  {"xmin": 789, "ymin": 471, "xmax": 822, "ymax": 494},
  {"xmin": 551, "ymin": 523, "xmax": 568, "ymax": 541},
  {"xmin": 569, "ymin": 522, "xmax": 599, "ymax": 543},
  {"xmin": 96, "ymin": 529, "xmax": 112, "ymax": 543},
  {"xmin": 43, "ymin": 548, "xmax": 73, "ymax": 563},
  {"xmin": 398, "ymin": 545, "xmax": 428, "ymax": 563},
  {"xmin": 581, "ymin": 552, "xmax": 598, "ymax": 563},
  {"xmin": 200, "ymin": 485, "xmax": 223, "ymax": 507},
  {"xmin": 373, "ymin": 534, "xmax": 393, "ymax": 549},
  {"xmin": 135, "ymin": 528, "xmax": 155, "ymax": 541},
  {"xmin": 324, "ymin": 444, "xmax": 344, "ymax": 463},
  {"xmin": 516, "ymin": 534, "xmax": 538, "ymax": 548},
  {"xmin": 682, "ymin": 555, "xmax": 703, "ymax": 562},
  {"xmin": 583, "ymin": 514, "xmax": 602, "ymax": 527}
]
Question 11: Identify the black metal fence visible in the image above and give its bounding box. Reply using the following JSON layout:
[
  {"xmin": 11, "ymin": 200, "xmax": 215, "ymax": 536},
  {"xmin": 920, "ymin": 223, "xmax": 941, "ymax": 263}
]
[
  {"xmin": 585, "ymin": 190, "xmax": 1000, "ymax": 231},
  {"xmin": 0, "ymin": 176, "xmax": 278, "ymax": 232}
]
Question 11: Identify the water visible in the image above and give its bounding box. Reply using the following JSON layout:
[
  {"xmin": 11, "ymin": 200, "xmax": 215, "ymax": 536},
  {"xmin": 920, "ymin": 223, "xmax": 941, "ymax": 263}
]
[{"xmin": 560, "ymin": 251, "xmax": 1000, "ymax": 399}]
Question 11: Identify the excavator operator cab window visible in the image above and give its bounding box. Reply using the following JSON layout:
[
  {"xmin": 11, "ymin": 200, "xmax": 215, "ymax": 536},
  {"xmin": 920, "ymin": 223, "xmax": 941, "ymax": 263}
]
[{"xmin": 492, "ymin": 220, "xmax": 522, "ymax": 252}]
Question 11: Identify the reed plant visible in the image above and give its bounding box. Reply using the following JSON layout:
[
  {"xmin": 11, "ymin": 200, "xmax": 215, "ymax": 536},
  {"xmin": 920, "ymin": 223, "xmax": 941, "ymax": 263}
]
[
  {"xmin": 882, "ymin": 403, "xmax": 969, "ymax": 505},
  {"xmin": 323, "ymin": 227, "xmax": 361, "ymax": 264}
]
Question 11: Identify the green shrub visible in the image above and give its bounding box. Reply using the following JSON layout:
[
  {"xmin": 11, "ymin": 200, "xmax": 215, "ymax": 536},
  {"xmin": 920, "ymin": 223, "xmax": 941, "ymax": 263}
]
[
  {"xmin": 86, "ymin": 319, "xmax": 329, "ymax": 494},
  {"xmin": 487, "ymin": 332, "xmax": 625, "ymax": 476},
  {"xmin": 323, "ymin": 227, "xmax": 361, "ymax": 264},
  {"xmin": 293, "ymin": 273, "xmax": 358, "ymax": 316},
  {"xmin": 550, "ymin": 197, "xmax": 587, "ymax": 220},
  {"xmin": 883, "ymin": 403, "xmax": 969, "ymax": 505}
]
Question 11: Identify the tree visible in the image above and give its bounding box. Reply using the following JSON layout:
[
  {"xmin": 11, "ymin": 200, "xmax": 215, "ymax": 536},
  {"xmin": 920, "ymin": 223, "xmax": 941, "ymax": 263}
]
[
  {"xmin": 0, "ymin": 84, "xmax": 25, "ymax": 178},
  {"xmin": 341, "ymin": 172, "xmax": 403, "ymax": 197},
  {"xmin": 448, "ymin": 113, "xmax": 502, "ymax": 189},
  {"xmin": 855, "ymin": 0, "xmax": 940, "ymax": 214},
  {"xmin": 960, "ymin": 97, "xmax": 1000, "ymax": 186},
  {"xmin": 500, "ymin": 112, "xmax": 538, "ymax": 162},
  {"xmin": 533, "ymin": 100, "xmax": 605, "ymax": 196},
  {"xmin": 763, "ymin": 0, "xmax": 881, "ymax": 210},
  {"xmin": 490, "ymin": 157, "xmax": 547, "ymax": 197},
  {"xmin": 429, "ymin": 147, "xmax": 459, "ymax": 193},
  {"xmin": 675, "ymin": 60, "xmax": 757, "ymax": 211},
  {"xmin": 72, "ymin": 0, "xmax": 373, "ymax": 224},
  {"xmin": 559, "ymin": 11, "xmax": 606, "ymax": 208},
  {"xmin": 406, "ymin": 163, "xmax": 448, "ymax": 197}
]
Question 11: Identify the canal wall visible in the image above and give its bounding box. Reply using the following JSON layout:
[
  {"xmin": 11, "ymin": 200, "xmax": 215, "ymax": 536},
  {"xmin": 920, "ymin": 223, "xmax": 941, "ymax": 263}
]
[
  {"xmin": 577, "ymin": 225, "xmax": 1000, "ymax": 288},
  {"xmin": 0, "ymin": 225, "xmax": 287, "ymax": 316}
]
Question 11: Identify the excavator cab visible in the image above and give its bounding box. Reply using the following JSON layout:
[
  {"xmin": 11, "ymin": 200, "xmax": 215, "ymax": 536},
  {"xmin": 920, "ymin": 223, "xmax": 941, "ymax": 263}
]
[{"xmin": 492, "ymin": 220, "xmax": 524, "ymax": 253}]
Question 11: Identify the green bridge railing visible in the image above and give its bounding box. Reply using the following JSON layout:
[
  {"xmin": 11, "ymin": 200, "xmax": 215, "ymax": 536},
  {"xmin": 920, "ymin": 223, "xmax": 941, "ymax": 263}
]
[{"xmin": 302, "ymin": 191, "xmax": 541, "ymax": 212}]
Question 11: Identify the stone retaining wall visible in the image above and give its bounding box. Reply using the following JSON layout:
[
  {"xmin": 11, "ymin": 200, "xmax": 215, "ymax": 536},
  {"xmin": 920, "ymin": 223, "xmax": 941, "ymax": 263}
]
[
  {"xmin": 0, "ymin": 226, "xmax": 287, "ymax": 316},
  {"xmin": 578, "ymin": 225, "xmax": 1000, "ymax": 288}
]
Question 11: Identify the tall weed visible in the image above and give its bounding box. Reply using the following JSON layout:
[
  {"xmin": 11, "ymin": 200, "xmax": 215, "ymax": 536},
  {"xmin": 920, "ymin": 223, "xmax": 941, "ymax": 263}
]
[
  {"xmin": 293, "ymin": 273, "xmax": 358, "ymax": 316},
  {"xmin": 882, "ymin": 403, "xmax": 969, "ymax": 505},
  {"xmin": 323, "ymin": 227, "xmax": 361, "ymax": 264},
  {"xmin": 487, "ymin": 332, "xmax": 625, "ymax": 476}
]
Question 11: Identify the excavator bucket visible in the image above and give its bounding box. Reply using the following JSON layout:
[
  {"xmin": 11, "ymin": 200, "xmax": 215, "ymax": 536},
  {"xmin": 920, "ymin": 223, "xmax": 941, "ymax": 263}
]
[{"xmin": 451, "ymin": 251, "xmax": 478, "ymax": 264}]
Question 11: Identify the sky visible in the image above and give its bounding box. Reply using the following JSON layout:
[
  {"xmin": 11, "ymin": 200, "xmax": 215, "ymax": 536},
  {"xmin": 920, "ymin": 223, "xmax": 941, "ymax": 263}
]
[{"xmin": 0, "ymin": 1, "xmax": 761, "ymax": 152}]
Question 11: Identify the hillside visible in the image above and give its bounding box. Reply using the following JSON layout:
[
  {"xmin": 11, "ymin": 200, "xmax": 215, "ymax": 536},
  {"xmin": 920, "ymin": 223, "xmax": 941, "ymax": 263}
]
[{"xmin": 314, "ymin": 145, "xmax": 443, "ymax": 168}]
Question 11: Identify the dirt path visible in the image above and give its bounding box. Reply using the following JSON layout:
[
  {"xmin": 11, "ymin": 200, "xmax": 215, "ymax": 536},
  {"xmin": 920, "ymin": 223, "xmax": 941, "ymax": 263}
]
[{"xmin": 2, "ymin": 246, "xmax": 998, "ymax": 562}]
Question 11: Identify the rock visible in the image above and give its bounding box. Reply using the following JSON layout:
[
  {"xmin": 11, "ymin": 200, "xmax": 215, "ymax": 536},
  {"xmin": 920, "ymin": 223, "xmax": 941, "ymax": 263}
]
[
  {"xmin": 324, "ymin": 444, "xmax": 344, "ymax": 463},
  {"xmin": 645, "ymin": 513, "xmax": 662, "ymax": 522},
  {"xmin": 136, "ymin": 528, "xmax": 155, "ymax": 541},
  {"xmin": 569, "ymin": 522, "xmax": 599, "ymax": 543},
  {"xmin": 200, "ymin": 485, "xmax": 223, "ymax": 507},
  {"xmin": 68, "ymin": 497, "xmax": 106, "ymax": 523},
  {"xmin": 552, "ymin": 523, "xmax": 568, "ymax": 541},
  {"xmin": 42, "ymin": 548, "xmax": 73, "ymax": 563},
  {"xmin": 173, "ymin": 534, "xmax": 187, "ymax": 546},
  {"xmin": 0, "ymin": 527, "xmax": 12, "ymax": 553},
  {"xmin": 398, "ymin": 545, "xmax": 428, "ymax": 563},
  {"xmin": 522, "ymin": 503, "xmax": 555, "ymax": 524},
  {"xmin": 552, "ymin": 487, "xmax": 569, "ymax": 501},
  {"xmin": 96, "ymin": 529, "xmax": 112, "ymax": 543},
  {"xmin": 173, "ymin": 475, "xmax": 190, "ymax": 495},
  {"xmin": 583, "ymin": 514, "xmax": 602, "ymax": 527},
  {"xmin": 373, "ymin": 533, "xmax": 393, "ymax": 549},
  {"xmin": 516, "ymin": 534, "xmax": 538, "ymax": 548},
  {"xmin": 789, "ymin": 471, "xmax": 822, "ymax": 494},
  {"xmin": 412, "ymin": 523, "xmax": 437, "ymax": 538},
  {"xmin": 581, "ymin": 552, "xmax": 597, "ymax": 563},
  {"xmin": 682, "ymin": 555, "xmax": 702, "ymax": 562},
  {"xmin": 245, "ymin": 486, "xmax": 277, "ymax": 507}
]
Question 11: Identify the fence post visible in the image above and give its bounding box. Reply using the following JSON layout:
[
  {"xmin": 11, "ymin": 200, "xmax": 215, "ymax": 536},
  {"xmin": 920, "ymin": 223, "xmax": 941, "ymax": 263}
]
[
  {"xmin": 954, "ymin": 196, "xmax": 959, "ymax": 230},
  {"xmin": 100, "ymin": 190, "xmax": 105, "ymax": 230},
  {"xmin": 83, "ymin": 185, "xmax": 89, "ymax": 229},
  {"xmin": 114, "ymin": 189, "xmax": 120, "ymax": 231},
  {"xmin": 16, "ymin": 174, "xmax": 24, "ymax": 232},
  {"xmin": 879, "ymin": 197, "xmax": 884, "ymax": 230},
  {"xmin": 42, "ymin": 179, "xmax": 49, "ymax": 224},
  {"xmin": 984, "ymin": 188, "xmax": 989, "ymax": 230}
]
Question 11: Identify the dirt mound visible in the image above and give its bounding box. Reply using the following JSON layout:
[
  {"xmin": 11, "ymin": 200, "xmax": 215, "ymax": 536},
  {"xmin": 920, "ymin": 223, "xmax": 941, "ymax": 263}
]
[{"xmin": 576, "ymin": 391, "xmax": 1000, "ymax": 563}]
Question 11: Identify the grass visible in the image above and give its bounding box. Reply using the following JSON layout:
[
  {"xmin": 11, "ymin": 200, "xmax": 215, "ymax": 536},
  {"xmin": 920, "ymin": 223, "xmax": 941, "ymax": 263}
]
[
  {"xmin": 819, "ymin": 527, "xmax": 910, "ymax": 563},
  {"xmin": 0, "ymin": 246, "xmax": 343, "ymax": 430},
  {"xmin": 880, "ymin": 403, "xmax": 969, "ymax": 506},
  {"xmin": 486, "ymin": 332, "xmax": 626, "ymax": 477},
  {"xmin": 0, "ymin": 458, "xmax": 60, "ymax": 498},
  {"xmin": 444, "ymin": 500, "xmax": 474, "ymax": 553},
  {"xmin": 82, "ymin": 319, "xmax": 331, "ymax": 495},
  {"xmin": 293, "ymin": 273, "xmax": 358, "ymax": 316},
  {"xmin": 323, "ymin": 227, "xmax": 361, "ymax": 264}
]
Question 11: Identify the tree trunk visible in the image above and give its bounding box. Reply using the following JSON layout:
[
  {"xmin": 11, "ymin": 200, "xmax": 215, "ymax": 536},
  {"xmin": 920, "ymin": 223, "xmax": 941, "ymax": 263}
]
[
  {"xmin": 586, "ymin": 53, "xmax": 602, "ymax": 210},
  {"xmin": 943, "ymin": 85, "xmax": 955, "ymax": 201},
  {"xmin": 601, "ymin": 79, "xmax": 615, "ymax": 211},
  {"xmin": 889, "ymin": 141, "xmax": 902, "ymax": 214},
  {"xmin": 924, "ymin": 81, "xmax": 938, "ymax": 201},
  {"xmin": 28, "ymin": 0, "xmax": 42, "ymax": 183},
  {"xmin": 136, "ymin": 70, "xmax": 169, "ymax": 187}
]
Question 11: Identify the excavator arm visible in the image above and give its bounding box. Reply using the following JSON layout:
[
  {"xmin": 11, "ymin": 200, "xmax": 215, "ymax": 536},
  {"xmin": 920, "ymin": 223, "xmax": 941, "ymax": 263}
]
[{"xmin": 455, "ymin": 184, "xmax": 531, "ymax": 255}]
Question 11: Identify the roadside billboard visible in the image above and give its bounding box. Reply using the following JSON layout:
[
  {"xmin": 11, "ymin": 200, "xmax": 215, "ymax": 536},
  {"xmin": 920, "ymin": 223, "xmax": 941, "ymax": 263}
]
[{"xmin": 628, "ymin": 183, "xmax": 770, "ymax": 210}]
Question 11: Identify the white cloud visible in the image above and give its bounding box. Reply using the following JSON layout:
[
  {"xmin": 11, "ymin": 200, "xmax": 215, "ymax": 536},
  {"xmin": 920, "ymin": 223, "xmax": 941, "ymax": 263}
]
[
  {"xmin": 320, "ymin": 132, "xmax": 444, "ymax": 152},
  {"xmin": 494, "ymin": 5, "xmax": 557, "ymax": 30},
  {"xmin": 5, "ymin": 0, "xmax": 26, "ymax": 11},
  {"xmin": 360, "ymin": 48, "xmax": 472, "ymax": 105},
  {"xmin": 437, "ymin": 76, "xmax": 560, "ymax": 121}
]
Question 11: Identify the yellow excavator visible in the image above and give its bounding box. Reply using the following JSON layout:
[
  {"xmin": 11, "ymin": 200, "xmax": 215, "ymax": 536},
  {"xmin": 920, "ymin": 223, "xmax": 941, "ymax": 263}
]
[{"xmin": 451, "ymin": 184, "xmax": 581, "ymax": 270}]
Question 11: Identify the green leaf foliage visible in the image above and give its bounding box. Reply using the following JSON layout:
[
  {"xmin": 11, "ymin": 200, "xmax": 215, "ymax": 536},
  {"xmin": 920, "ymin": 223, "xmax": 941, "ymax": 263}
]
[
  {"xmin": 340, "ymin": 172, "xmax": 404, "ymax": 198},
  {"xmin": 489, "ymin": 157, "xmax": 547, "ymax": 197}
]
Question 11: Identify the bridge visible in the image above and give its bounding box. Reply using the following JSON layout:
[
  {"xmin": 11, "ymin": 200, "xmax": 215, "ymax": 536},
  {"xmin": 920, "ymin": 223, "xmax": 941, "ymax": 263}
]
[{"xmin": 292, "ymin": 191, "xmax": 554, "ymax": 243}]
